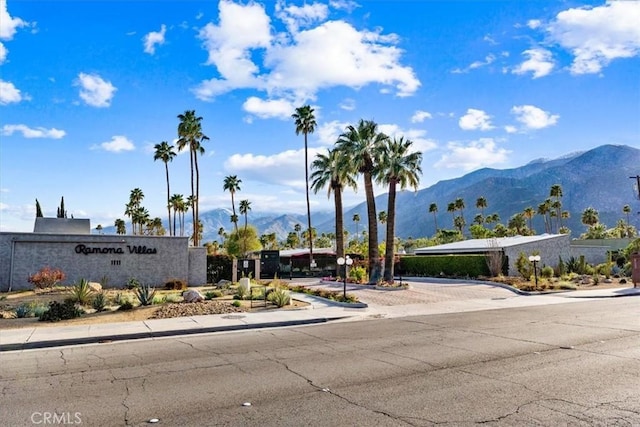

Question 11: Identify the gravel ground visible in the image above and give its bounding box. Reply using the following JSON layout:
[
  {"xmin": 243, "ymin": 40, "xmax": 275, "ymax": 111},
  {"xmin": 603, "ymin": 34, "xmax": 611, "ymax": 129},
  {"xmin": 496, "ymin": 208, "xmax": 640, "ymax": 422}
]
[{"xmin": 150, "ymin": 300, "xmax": 248, "ymax": 319}]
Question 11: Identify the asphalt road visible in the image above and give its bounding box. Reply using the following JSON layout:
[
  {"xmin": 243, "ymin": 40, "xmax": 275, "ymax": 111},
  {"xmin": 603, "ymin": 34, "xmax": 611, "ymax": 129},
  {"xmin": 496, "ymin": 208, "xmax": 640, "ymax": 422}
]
[{"xmin": 1, "ymin": 298, "xmax": 639, "ymax": 426}]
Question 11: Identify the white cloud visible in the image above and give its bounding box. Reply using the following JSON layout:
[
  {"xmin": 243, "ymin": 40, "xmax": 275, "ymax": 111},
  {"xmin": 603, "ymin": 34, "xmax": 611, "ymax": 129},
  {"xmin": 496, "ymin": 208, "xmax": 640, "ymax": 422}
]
[
  {"xmin": 378, "ymin": 124, "xmax": 437, "ymax": 153},
  {"xmin": 504, "ymin": 125, "xmax": 518, "ymax": 134},
  {"xmin": 0, "ymin": 42, "xmax": 7, "ymax": 63},
  {"xmin": 275, "ymin": 1, "xmax": 328, "ymax": 34},
  {"xmin": 143, "ymin": 24, "xmax": 167, "ymax": 55},
  {"xmin": 527, "ymin": 19, "xmax": 542, "ymax": 30},
  {"xmin": 315, "ymin": 120, "xmax": 350, "ymax": 146},
  {"xmin": 452, "ymin": 54, "xmax": 496, "ymax": 74},
  {"xmin": 547, "ymin": 1, "xmax": 640, "ymax": 74},
  {"xmin": 329, "ymin": 0, "xmax": 359, "ymax": 13},
  {"xmin": 1, "ymin": 124, "xmax": 65, "ymax": 139},
  {"xmin": 194, "ymin": 2, "xmax": 419, "ymax": 103},
  {"xmin": 339, "ymin": 98, "xmax": 356, "ymax": 111},
  {"xmin": 459, "ymin": 108, "xmax": 494, "ymax": 131},
  {"xmin": 75, "ymin": 73, "xmax": 117, "ymax": 107},
  {"xmin": 511, "ymin": 105, "xmax": 559, "ymax": 130},
  {"xmin": 224, "ymin": 148, "xmax": 317, "ymax": 190},
  {"xmin": 513, "ymin": 48, "xmax": 554, "ymax": 78},
  {"xmin": 411, "ymin": 110, "xmax": 432, "ymax": 123},
  {"xmin": 242, "ymin": 96, "xmax": 295, "ymax": 119},
  {"xmin": 93, "ymin": 135, "xmax": 135, "ymax": 152},
  {"xmin": 0, "ymin": 0, "xmax": 27, "ymax": 40},
  {"xmin": 0, "ymin": 79, "xmax": 23, "ymax": 104},
  {"xmin": 435, "ymin": 138, "xmax": 510, "ymax": 171}
]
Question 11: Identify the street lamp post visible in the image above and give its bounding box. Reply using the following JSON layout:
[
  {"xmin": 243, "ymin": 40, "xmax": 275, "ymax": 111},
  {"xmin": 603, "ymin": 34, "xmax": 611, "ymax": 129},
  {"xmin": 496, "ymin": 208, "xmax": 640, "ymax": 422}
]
[
  {"xmin": 529, "ymin": 255, "xmax": 541, "ymax": 289},
  {"xmin": 337, "ymin": 255, "xmax": 353, "ymax": 300}
]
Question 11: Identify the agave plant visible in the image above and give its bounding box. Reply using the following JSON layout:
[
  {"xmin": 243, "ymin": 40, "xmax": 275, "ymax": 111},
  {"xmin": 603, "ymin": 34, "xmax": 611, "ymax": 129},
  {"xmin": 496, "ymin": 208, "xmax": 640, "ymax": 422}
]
[
  {"xmin": 70, "ymin": 278, "xmax": 93, "ymax": 305},
  {"xmin": 134, "ymin": 282, "xmax": 156, "ymax": 306}
]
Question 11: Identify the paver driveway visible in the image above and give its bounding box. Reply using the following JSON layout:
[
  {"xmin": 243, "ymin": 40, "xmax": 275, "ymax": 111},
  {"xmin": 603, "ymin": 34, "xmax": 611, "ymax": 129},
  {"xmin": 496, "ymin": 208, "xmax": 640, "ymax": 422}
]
[{"xmin": 302, "ymin": 278, "xmax": 517, "ymax": 306}]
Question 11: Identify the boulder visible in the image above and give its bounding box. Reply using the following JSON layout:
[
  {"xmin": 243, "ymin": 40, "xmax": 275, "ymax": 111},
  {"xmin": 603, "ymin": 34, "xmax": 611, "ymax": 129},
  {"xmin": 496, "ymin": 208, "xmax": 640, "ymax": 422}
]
[
  {"xmin": 88, "ymin": 282, "xmax": 102, "ymax": 293},
  {"xmin": 183, "ymin": 289, "xmax": 204, "ymax": 303}
]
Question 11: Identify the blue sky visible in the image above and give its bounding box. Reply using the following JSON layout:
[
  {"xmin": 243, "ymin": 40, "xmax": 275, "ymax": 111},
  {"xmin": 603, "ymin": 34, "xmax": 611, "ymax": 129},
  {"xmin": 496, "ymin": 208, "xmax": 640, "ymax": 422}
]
[{"xmin": 1, "ymin": 0, "xmax": 639, "ymax": 233}]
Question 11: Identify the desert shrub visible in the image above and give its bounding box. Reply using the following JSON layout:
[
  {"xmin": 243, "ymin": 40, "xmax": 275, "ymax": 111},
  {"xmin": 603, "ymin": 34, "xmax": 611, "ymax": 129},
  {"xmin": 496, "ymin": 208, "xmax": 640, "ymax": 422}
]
[
  {"xmin": 92, "ymin": 292, "xmax": 108, "ymax": 311},
  {"xmin": 540, "ymin": 266, "xmax": 554, "ymax": 279},
  {"xmin": 14, "ymin": 303, "xmax": 33, "ymax": 318},
  {"xmin": 27, "ymin": 266, "xmax": 66, "ymax": 290},
  {"xmin": 205, "ymin": 290, "xmax": 223, "ymax": 300},
  {"xmin": 126, "ymin": 278, "xmax": 141, "ymax": 290},
  {"xmin": 559, "ymin": 282, "xmax": 577, "ymax": 290},
  {"xmin": 620, "ymin": 278, "xmax": 627, "ymax": 284},
  {"xmin": 554, "ymin": 256, "xmax": 566, "ymax": 277},
  {"xmin": 596, "ymin": 263, "xmax": 612, "ymax": 278},
  {"xmin": 565, "ymin": 257, "xmax": 579, "ymax": 274},
  {"xmin": 584, "ymin": 264, "xmax": 595, "ymax": 275},
  {"xmin": 164, "ymin": 278, "xmax": 187, "ymax": 290},
  {"xmin": 39, "ymin": 300, "xmax": 83, "ymax": 322},
  {"xmin": 231, "ymin": 300, "xmax": 242, "ymax": 307},
  {"xmin": 400, "ymin": 255, "xmax": 491, "ymax": 278},
  {"xmin": 616, "ymin": 255, "xmax": 626, "ymax": 268},
  {"xmin": 164, "ymin": 293, "xmax": 181, "ymax": 303},
  {"xmin": 235, "ymin": 285, "xmax": 249, "ymax": 300},
  {"xmin": 592, "ymin": 274, "xmax": 600, "ymax": 285},
  {"xmin": 118, "ymin": 300, "xmax": 134, "ymax": 311},
  {"xmin": 134, "ymin": 282, "xmax": 156, "ymax": 306},
  {"xmin": 516, "ymin": 253, "xmax": 533, "ymax": 280},
  {"xmin": 267, "ymin": 288, "xmax": 290, "ymax": 307},
  {"xmin": 69, "ymin": 278, "xmax": 93, "ymax": 305},
  {"xmin": 349, "ymin": 266, "xmax": 367, "ymax": 283}
]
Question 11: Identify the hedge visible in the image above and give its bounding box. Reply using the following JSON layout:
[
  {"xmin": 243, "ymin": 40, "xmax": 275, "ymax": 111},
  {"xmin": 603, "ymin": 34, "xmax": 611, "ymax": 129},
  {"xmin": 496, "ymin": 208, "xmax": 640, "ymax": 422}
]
[{"xmin": 399, "ymin": 255, "xmax": 492, "ymax": 278}]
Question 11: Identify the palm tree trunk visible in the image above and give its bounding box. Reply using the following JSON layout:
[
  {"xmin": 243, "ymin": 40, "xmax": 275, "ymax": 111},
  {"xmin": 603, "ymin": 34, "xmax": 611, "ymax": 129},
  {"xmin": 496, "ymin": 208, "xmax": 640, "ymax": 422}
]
[
  {"xmin": 304, "ymin": 132, "xmax": 313, "ymax": 267},
  {"xmin": 433, "ymin": 213, "xmax": 438, "ymax": 232},
  {"xmin": 383, "ymin": 180, "xmax": 397, "ymax": 282},
  {"xmin": 334, "ymin": 186, "xmax": 344, "ymax": 259},
  {"xmin": 363, "ymin": 171, "xmax": 379, "ymax": 283},
  {"xmin": 194, "ymin": 153, "xmax": 200, "ymax": 246},
  {"xmin": 189, "ymin": 149, "xmax": 196, "ymax": 244},
  {"xmin": 165, "ymin": 164, "xmax": 171, "ymax": 237},
  {"xmin": 231, "ymin": 193, "xmax": 238, "ymax": 233}
]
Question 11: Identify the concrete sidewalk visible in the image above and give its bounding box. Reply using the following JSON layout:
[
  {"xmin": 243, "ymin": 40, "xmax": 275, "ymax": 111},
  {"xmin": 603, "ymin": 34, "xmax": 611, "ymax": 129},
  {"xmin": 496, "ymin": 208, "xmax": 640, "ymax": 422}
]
[{"xmin": 1, "ymin": 283, "xmax": 638, "ymax": 352}]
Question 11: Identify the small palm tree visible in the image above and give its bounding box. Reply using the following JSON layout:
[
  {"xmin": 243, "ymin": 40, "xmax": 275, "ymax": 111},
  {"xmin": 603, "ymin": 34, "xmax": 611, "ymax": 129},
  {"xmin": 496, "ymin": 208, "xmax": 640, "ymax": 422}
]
[
  {"xmin": 292, "ymin": 105, "xmax": 317, "ymax": 267},
  {"xmin": 239, "ymin": 199, "xmax": 251, "ymax": 256},
  {"xmin": 352, "ymin": 213, "xmax": 361, "ymax": 241},
  {"xmin": 447, "ymin": 202, "xmax": 456, "ymax": 227},
  {"xmin": 523, "ymin": 206, "xmax": 536, "ymax": 232},
  {"xmin": 475, "ymin": 197, "xmax": 487, "ymax": 218},
  {"xmin": 623, "ymin": 204, "xmax": 631, "ymax": 230},
  {"xmin": 169, "ymin": 194, "xmax": 184, "ymax": 236},
  {"xmin": 223, "ymin": 175, "xmax": 242, "ymax": 233},
  {"xmin": 582, "ymin": 207, "xmax": 599, "ymax": 227},
  {"xmin": 428, "ymin": 203, "xmax": 438, "ymax": 233},
  {"xmin": 114, "ymin": 218, "xmax": 126, "ymax": 235}
]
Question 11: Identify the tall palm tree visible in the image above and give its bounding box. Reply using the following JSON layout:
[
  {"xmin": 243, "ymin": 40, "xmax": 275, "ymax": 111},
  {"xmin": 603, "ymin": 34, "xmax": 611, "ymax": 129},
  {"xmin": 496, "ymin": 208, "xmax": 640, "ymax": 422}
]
[
  {"xmin": 523, "ymin": 206, "xmax": 536, "ymax": 232},
  {"xmin": 428, "ymin": 203, "xmax": 438, "ymax": 233},
  {"xmin": 239, "ymin": 199, "xmax": 251, "ymax": 256},
  {"xmin": 292, "ymin": 105, "xmax": 317, "ymax": 267},
  {"xmin": 310, "ymin": 149, "xmax": 356, "ymax": 259},
  {"xmin": 218, "ymin": 227, "xmax": 226, "ymax": 243},
  {"xmin": 447, "ymin": 202, "xmax": 456, "ymax": 226},
  {"xmin": 550, "ymin": 184, "xmax": 563, "ymax": 231},
  {"xmin": 114, "ymin": 218, "xmax": 126, "ymax": 235},
  {"xmin": 153, "ymin": 141, "xmax": 176, "ymax": 236},
  {"xmin": 375, "ymin": 137, "xmax": 422, "ymax": 282},
  {"xmin": 223, "ymin": 175, "xmax": 242, "ymax": 233},
  {"xmin": 294, "ymin": 223, "xmax": 302, "ymax": 247},
  {"xmin": 537, "ymin": 200, "xmax": 552, "ymax": 233},
  {"xmin": 336, "ymin": 119, "xmax": 389, "ymax": 282},
  {"xmin": 475, "ymin": 197, "xmax": 487, "ymax": 219},
  {"xmin": 126, "ymin": 188, "xmax": 144, "ymax": 235},
  {"xmin": 352, "ymin": 213, "xmax": 361, "ymax": 242},
  {"xmin": 508, "ymin": 213, "xmax": 526, "ymax": 235},
  {"xmin": 454, "ymin": 197, "xmax": 466, "ymax": 231},
  {"xmin": 177, "ymin": 110, "xmax": 209, "ymax": 246},
  {"xmin": 623, "ymin": 204, "xmax": 631, "ymax": 230}
]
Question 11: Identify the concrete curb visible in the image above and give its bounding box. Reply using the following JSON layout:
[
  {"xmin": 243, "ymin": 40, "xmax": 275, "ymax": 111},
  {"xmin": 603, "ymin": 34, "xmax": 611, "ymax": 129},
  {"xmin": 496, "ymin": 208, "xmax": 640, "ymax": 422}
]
[{"xmin": 0, "ymin": 316, "xmax": 351, "ymax": 352}]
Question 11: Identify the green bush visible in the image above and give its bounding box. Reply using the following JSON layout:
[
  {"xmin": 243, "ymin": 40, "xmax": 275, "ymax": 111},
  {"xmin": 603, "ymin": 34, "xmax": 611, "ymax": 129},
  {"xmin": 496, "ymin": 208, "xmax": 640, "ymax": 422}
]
[
  {"xmin": 69, "ymin": 278, "xmax": 93, "ymax": 305},
  {"xmin": 118, "ymin": 300, "xmax": 134, "ymax": 311},
  {"xmin": 348, "ymin": 266, "xmax": 367, "ymax": 283},
  {"xmin": 205, "ymin": 290, "xmax": 223, "ymax": 300},
  {"xmin": 231, "ymin": 300, "xmax": 242, "ymax": 307},
  {"xmin": 540, "ymin": 266, "xmax": 554, "ymax": 278},
  {"xmin": 126, "ymin": 278, "xmax": 141, "ymax": 290},
  {"xmin": 268, "ymin": 288, "xmax": 291, "ymax": 307},
  {"xmin": 516, "ymin": 253, "xmax": 533, "ymax": 279},
  {"xmin": 39, "ymin": 300, "xmax": 84, "ymax": 322},
  {"xmin": 235, "ymin": 285, "xmax": 249, "ymax": 300}
]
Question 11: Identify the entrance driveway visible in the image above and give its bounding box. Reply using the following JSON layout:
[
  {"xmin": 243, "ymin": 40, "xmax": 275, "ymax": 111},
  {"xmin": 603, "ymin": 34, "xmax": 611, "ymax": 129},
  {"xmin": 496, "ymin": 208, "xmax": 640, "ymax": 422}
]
[{"xmin": 298, "ymin": 278, "xmax": 517, "ymax": 306}]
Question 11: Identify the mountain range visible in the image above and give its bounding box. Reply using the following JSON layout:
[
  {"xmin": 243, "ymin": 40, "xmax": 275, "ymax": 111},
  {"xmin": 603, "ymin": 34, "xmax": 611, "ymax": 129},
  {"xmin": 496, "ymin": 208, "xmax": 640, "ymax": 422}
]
[
  {"xmin": 197, "ymin": 144, "xmax": 640, "ymax": 242},
  {"xmin": 102, "ymin": 144, "xmax": 640, "ymax": 242}
]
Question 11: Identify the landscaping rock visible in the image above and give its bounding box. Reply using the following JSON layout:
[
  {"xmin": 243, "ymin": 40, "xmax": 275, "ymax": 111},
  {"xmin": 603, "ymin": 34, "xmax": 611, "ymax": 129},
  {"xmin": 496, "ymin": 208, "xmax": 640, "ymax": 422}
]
[
  {"xmin": 150, "ymin": 300, "xmax": 246, "ymax": 319},
  {"xmin": 183, "ymin": 289, "xmax": 205, "ymax": 303},
  {"xmin": 88, "ymin": 282, "xmax": 102, "ymax": 293}
]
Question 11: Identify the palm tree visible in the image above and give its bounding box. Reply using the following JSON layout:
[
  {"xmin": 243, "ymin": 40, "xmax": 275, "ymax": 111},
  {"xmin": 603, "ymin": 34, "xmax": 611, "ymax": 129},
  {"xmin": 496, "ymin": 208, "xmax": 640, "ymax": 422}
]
[
  {"xmin": 292, "ymin": 105, "xmax": 317, "ymax": 267},
  {"xmin": 447, "ymin": 202, "xmax": 456, "ymax": 226},
  {"xmin": 428, "ymin": 202, "xmax": 438, "ymax": 233},
  {"xmin": 352, "ymin": 213, "xmax": 361, "ymax": 241},
  {"xmin": 375, "ymin": 137, "xmax": 422, "ymax": 282},
  {"xmin": 177, "ymin": 110, "xmax": 209, "ymax": 246},
  {"xmin": 623, "ymin": 204, "xmax": 631, "ymax": 233},
  {"xmin": 294, "ymin": 223, "xmax": 302, "ymax": 247},
  {"xmin": 169, "ymin": 194, "xmax": 184, "ymax": 236},
  {"xmin": 581, "ymin": 207, "xmax": 599, "ymax": 227},
  {"xmin": 475, "ymin": 197, "xmax": 487, "ymax": 219},
  {"xmin": 523, "ymin": 206, "xmax": 536, "ymax": 232},
  {"xmin": 537, "ymin": 200, "xmax": 551, "ymax": 233},
  {"xmin": 453, "ymin": 216, "xmax": 466, "ymax": 234},
  {"xmin": 310, "ymin": 149, "xmax": 356, "ymax": 259},
  {"xmin": 508, "ymin": 213, "xmax": 526, "ymax": 235},
  {"xmin": 336, "ymin": 119, "xmax": 389, "ymax": 282},
  {"xmin": 550, "ymin": 184, "xmax": 563, "ymax": 231},
  {"xmin": 223, "ymin": 175, "xmax": 242, "ymax": 233},
  {"xmin": 454, "ymin": 197, "xmax": 466, "ymax": 231},
  {"xmin": 378, "ymin": 211, "xmax": 387, "ymax": 226},
  {"xmin": 239, "ymin": 199, "xmax": 251, "ymax": 256},
  {"xmin": 153, "ymin": 141, "xmax": 176, "ymax": 236},
  {"xmin": 126, "ymin": 188, "xmax": 144, "ymax": 235},
  {"xmin": 218, "ymin": 227, "xmax": 226, "ymax": 244},
  {"xmin": 114, "ymin": 218, "xmax": 126, "ymax": 235}
]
